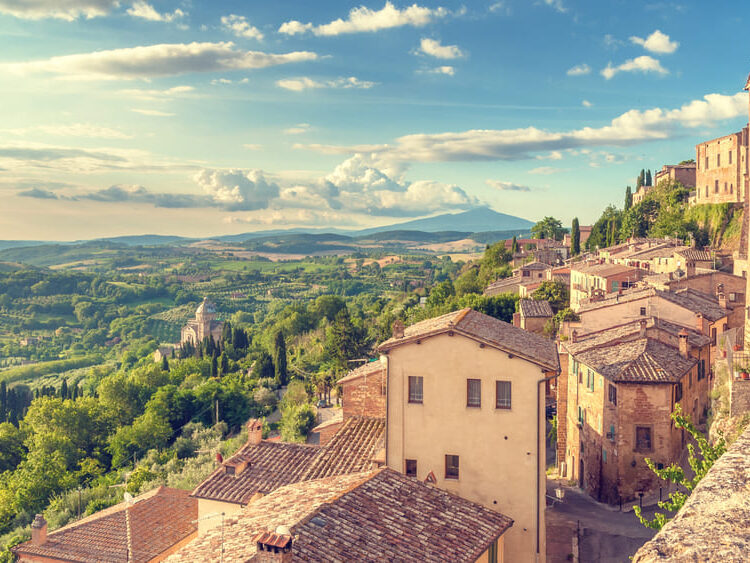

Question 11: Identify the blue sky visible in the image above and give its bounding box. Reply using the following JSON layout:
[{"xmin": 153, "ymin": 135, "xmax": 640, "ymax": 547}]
[{"xmin": 1, "ymin": 0, "xmax": 749, "ymax": 239}]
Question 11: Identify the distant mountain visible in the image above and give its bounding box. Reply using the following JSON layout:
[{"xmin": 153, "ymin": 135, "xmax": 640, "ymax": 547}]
[
  {"xmin": 91, "ymin": 234, "xmax": 189, "ymax": 246},
  {"xmin": 355, "ymin": 208, "xmax": 534, "ymax": 236}
]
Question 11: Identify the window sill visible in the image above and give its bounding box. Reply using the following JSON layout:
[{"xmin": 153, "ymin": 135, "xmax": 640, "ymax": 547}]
[
  {"xmin": 407, "ymin": 400, "xmax": 423, "ymax": 404},
  {"xmin": 445, "ymin": 476, "xmax": 459, "ymax": 480}
]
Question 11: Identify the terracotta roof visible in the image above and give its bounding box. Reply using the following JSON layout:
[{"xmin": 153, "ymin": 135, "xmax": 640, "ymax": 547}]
[
  {"xmin": 519, "ymin": 299, "xmax": 554, "ymax": 318},
  {"xmin": 484, "ymin": 275, "xmax": 523, "ymax": 291},
  {"xmin": 572, "ymin": 338, "xmax": 696, "ymax": 383},
  {"xmin": 379, "ymin": 308, "xmax": 559, "ymax": 371},
  {"xmin": 13, "ymin": 487, "xmax": 197, "ymax": 563},
  {"xmin": 676, "ymin": 249, "xmax": 713, "ymax": 262},
  {"xmin": 303, "ymin": 416, "xmax": 385, "ymax": 480},
  {"xmin": 625, "ymin": 245, "xmax": 688, "ymax": 261},
  {"xmin": 572, "ymin": 262, "xmax": 641, "ymax": 277},
  {"xmin": 190, "ymin": 441, "xmax": 321, "ymax": 505},
  {"xmin": 577, "ymin": 287, "xmax": 727, "ymax": 321},
  {"xmin": 564, "ymin": 317, "xmax": 710, "ymax": 355},
  {"xmin": 337, "ymin": 360, "xmax": 384, "ymax": 384},
  {"xmin": 167, "ymin": 469, "xmax": 513, "ymax": 563},
  {"xmin": 518, "ymin": 261, "xmax": 551, "ymax": 271}
]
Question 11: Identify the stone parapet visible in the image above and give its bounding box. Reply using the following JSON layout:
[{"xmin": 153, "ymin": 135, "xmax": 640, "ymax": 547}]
[
  {"xmin": 730, "ymin": 377, "xmax": 750, "ymax": 417},
  {"xmin": 631, "ymin": 426, "xmax": 750, "ymax": 561}
]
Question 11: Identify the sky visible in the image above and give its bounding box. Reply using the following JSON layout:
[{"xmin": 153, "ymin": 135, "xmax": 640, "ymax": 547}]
[{"xmin": 1, "ymin": 0, "xmax": 750, "ymax": 240}]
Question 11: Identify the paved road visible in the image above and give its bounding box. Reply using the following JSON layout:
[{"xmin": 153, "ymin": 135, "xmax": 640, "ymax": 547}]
[{"xmin": 546, "ymin": 479, "xmax": 658, "ymax": 563}]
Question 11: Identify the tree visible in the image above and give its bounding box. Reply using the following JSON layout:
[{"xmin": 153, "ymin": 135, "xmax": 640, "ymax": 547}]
[
  {"xmin": 571, "ymin": 218, "xmax": 580, "ymax": 256},
  {"xmin": 252, "ymin": 351, "xmax": 275, "ymax": 381},
  {"xmin": 633, "ymin": 405, "xmax": 726, "ymax": 531},
  {"xmin": 624, "ymin": 186, "xmax": 633, "ymax": 211},
  {"xmin": 160, "ymin": 355, "xmax": 169, "ymax": 372},
  {"xmin": 273, "ymin": 331, "xmax": 288, "ymax": 386},
  {"xmin": 511, "ymin": 236, "xmax": 518, "ymax": 255},
  {"xmin": 645, "ymin": 169, "xmax": 652, "ymax": 186},
  {"xmin": 532, "ymin": 280, "xmax": 569, "ymax": 313},
  {"xmin": 531, "ymin": 216, "xmax": 566, "ymax": 241},
  {"xmin": 636, "ymin": 169, "xmax": 645, "ymax": 189}
]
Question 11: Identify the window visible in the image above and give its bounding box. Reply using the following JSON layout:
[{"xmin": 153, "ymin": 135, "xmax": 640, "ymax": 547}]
[
  {"xmin": 587, "ymin": 369, "xmax": 595, "ymax": 391},
  {"xmin": 635, "ymin": 426, "xmax": 652, "ymax": 452},
  {"xmin": 730, "ymin": 292, "xmax": 737, "ymax": 302},
  {"xmin": 725, "ymin": 182, "xmax": 728, "ymax": 192},
  {"xmin": 705, "ymin": 156, "xmax": 709, "ymax": 169},
  {"xmin": 496, "ymin": 380, "xmax": 512, "ymax": 409},
  {"xmin": 522, "ymin": 270, "xmax": 530, "ymax": 277},
  {"xmin": 445, "ymin": 454, "xmax": 459, "ymax": 479},
  {"xmin": 405, "ymin": 459, "xmax": 417, "ymax": 477},
  {"xmin": 603, "ymin": 449, "xmax": 607, "ymax": 463},
  {"xmin": 577, "ymin": 406, "xmax": 584, "ymax": 427},
  {"xmin": 639, "ymin": 306, "xmax": 647, "ymax": 316},
  {"xmin": 730, "ymin": 150, "xmax": 733, "ymax": 164},
  {"xmin": 608, "ymin": 424, "xmax": 615, "ymax": 441},
  {"xmin": 689, "ymin": 370, "xmax": 692, "ymax": 388},
  {"xmin": 715, "ymin": 180, "xmax": 719, "ymax": 193},
  {"xmin": 717, "ymin": 154, "xmax": 721, "ymax": 167},
  {"xmin": 608, "ymin": 384, "xmax": 617, "ymax": 405},
  {"xmin": 711, "ymin": 327, "xmax": 717, "ymax": 346},
  {"xmin": 467, "ymin": 379, "xmax": 481, "ymax": 408},
  {"xmin": 698, "ymin": 359, "xmax": 706, "ymax": 380},
  {"xmin": 408, "ymin": 376, "xmax": 423, "ymax": 404},
  {"xmin": 675, "ymin": 382, "xmax": 683, "ymax": 402},
  {"xmin": 571, "ymin": 358, "xmax": 579, "ymax": 375}
]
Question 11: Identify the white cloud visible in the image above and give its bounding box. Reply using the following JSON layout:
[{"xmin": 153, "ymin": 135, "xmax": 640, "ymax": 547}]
[
  {"xmin": 131, "ymin": 108, "xmax": 175, "ymax": 116},
  {"xmin": 276, "ymin": 76, "xmax": 376, "ymax": 91},
  {"xmin": 194, "ymin": 169, "xmax": 279, "ymax": 210},
  {"xmin": 529, "ymin": 166, "xmax": 565, "ymax": 175},
  {"xmin": 543, "ymin": 0, "xmax": 566, "ymax": 13},
  {"xmin": 601, "ymin": 55, "xmax": 668, "ymax": 80},
  {"xmin": 485, "ymin": 180, "xmax": 532, "ymax": 192},
  {"xmin": 567, "ymin": 63, "xmax": 590, "ymax": 76},
  {"xmin": 2, "ymin": 123, "xmax": 132, "ymax": 139},
  {"xmin": 127, "ymin": 2, "xmax": 185, "ymax": 23},
  {"xmin": 2, "ymin": 42, "xmax": 318, "ymax": 80},
  {"xmin": 119, "ymin": 85, "xmax": 195, "ymax": 100},
  {"xmin": 416, "ymin": 38, "xmax": 465, "ymax": 59},
  {"xmin": 0, "ymin": 0, "xmax": 119, "ymax": 20},
  {"xmin": 582, "ymin": 99, "xmax": 592, "ymax": 107},
  {"xmin": 284, "ymin": 123, "xmax": 311, "ymax": 135},
  {"xmin": 489, "ymin": 2, "xmax": 510, "ymax": 15},
  {"xmin": 420, "ymin": 65, "xmax": 455, "ymax": 76},
  {"xmin": 603, "ymin": 34, "xmax": 623, "ymax": 48},
  {"xmin": 630, "ymin": 30, "xmax": 679, "ymax": 54},
  {"xmin": 279, "ymin": 1, "xmax": 448, "ymax": 36},
  {"xmin": 211, "ymin": 78, "xmax": 233, "ymax": 85},
  {"xmin": 221, "ymin": 14, "xmax": 264, "ymax": 40},
  {"xmin": 297, "ymin": 92, "xmax": 747, "ymax": 162}
]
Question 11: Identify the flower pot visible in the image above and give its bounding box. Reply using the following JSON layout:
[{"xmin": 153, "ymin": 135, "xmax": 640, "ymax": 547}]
[
  {"xmin": 743, "ymin": 372, "xmax": 750, "ymax": 381},
  {"xmin": 734, "ymin": 345, "xmax": 741, "ymax": 351}
]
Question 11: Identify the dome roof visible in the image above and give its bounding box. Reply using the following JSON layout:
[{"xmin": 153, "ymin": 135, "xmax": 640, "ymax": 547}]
[{"xmin": 196, "ymin": 298, "xmax": 217, "ymax": 316}]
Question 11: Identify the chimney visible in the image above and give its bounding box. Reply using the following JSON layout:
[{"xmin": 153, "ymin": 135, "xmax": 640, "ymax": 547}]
[
  {"xmin": 392, "ymin": 320, "xmax": 405, "ymax": 339},
  {"xmin": 718, "ymin": 292, "xmax": 727, "ymax": 310},
  {"xmin": 247, "ymin": 418, "xmax": 263, "ymax": 446},
  {"xmin": 254, "ymin": 529, "xmax": 293, "ymax": 563},
  {"xmin": 571, "ymin": 330, "xmax": 578, "ymax": 343},
  {"xmin": 639, "ymin": 319, "xmax": 647, "ymax": 338},
  {"xmin": 30, "ymin": 514, "xmax": 47, "ymax": 546},
  {"xmin": 695, "ymin": 313, "xmax": 705, "ymax": 334},
  {"xmin": 678, "ymin": 329, "xmax": 690, "ymax": 358},
  {"xmin": 685, "ymin": 260, "xmax": 696, "ymax": 278}
]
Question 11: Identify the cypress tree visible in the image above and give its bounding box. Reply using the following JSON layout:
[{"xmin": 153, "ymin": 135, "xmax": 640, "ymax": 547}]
[
  {"xmin": 273, "ymin": 331, "xmax": 288, "ymax": 386},
  {"xmin": 0, "ymin": 380, "xmax": 6, "ymax": 422},
  {"xmin": 571, "ymin": 218, "xmax": 581, "ymax": 256},
  {"xmin": 60, "ymin": 378, "xmax": 68, "ymax": 400},
  {"xmin": 645, "ymin": 169, "xmax": 652, "ymax": 186},
  {"xmin": 219, "ymin": 353, "xmax": 229, "ymax": 377},
  {"xmin": 625, "ymin": 186, "xmax": 633, "ymax": 211},
  {"xmin": 511, "ymin": 235, "xmax": 518, "ymax": 255},
  {"xmin": 161, "ymin": 355, "xmax": 169, "ymax": 371},
  {"xmin": 210, "ymin": 355, "xmax": 218, "ymax": 378}
]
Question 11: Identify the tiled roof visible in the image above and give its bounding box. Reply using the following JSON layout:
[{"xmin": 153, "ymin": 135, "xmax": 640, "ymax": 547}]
[
  {"xmin": 625, "ymin": 245, "xmax": 688, "ymax": 261},
  {"xmin": 519, "ymin": 261, "xmax": 551, "ymax": 271},
  {"xmin": 572, "ymin": 262, "xmax": 641, "ymax": 277},
  {"xmin": 576, "ymin": 286, "xmax": 727, "ymax": 321},
  {"xmin": 564, "ymin": 317, "xmax": 710, "ymax": 356},
  {"xmin": 573, "ymin": 338, "xmax": 696, "ymax": 383},
  {"xmin": 303, "ymin": 416, "xmax": 385, "ymax": 480},
  {"xmin": 676, "ymin": 248, "xmax": 713, "ymax": 262},
  {"xmin": 519, "ymin": 299, "xmax": 554, "ymax": 318},
  {"xmin": 13, "ymin": 487, "xmax": 197, "ymax": 563},
  {"xmin": 167, "ymin": 469, "xmax": 513, "ymax": 563},
  {"xmin": 379, "ymin": 308, "xmax": 559, "ymax": 371},
  {"xmin": 484, "ymin": 275, "xmax": 523, "ymax": 292},
  {"xmin": 191, "ymin": 441, "xmax": 321, "ymax": 505},
  {"xmin": 337, "ymin": 360, "xmax": 384, "ymax": 384}
]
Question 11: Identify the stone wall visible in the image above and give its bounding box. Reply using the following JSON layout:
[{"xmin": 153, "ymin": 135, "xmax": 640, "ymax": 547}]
[
  {"xmin": 695, "ymin": 131, "xmax": 745, "ymax": 205},
  {"xmin": 341, "ymin": 369, "xmax": 386, "ymax": 419},
  {"xmin": 730, "ymin": 377, "xmax": 750, "ymax": 417},
  {"xmin": 632, "ymin": 426, "xmax": 750, "ymax": 561}
]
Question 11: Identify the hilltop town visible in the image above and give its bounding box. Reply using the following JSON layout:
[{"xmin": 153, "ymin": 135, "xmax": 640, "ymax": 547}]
[{"xmin": 1, "ymin": 78, "xmax": 750, "ymax": 563}]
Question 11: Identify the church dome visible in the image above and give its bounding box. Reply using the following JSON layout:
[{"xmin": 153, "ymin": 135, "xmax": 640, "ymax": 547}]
[{"xmin": 196, "ymin": 298, "xmax": 217, "ymax": 320}]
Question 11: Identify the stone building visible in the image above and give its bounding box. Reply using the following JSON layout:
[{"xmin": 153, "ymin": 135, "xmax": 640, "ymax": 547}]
[
  {"xmin": 570, "ymin": 262, "xmax": 644, "ymax": 310},
  {"xmin": 561, "ymin": 319, "xmax": 711, "ymax": 503},
  {"xmin": 180, "ymin": 298, "xmax": 224, "ymax": 346},
  {"xmin": 654, "ymin": 163, "xmax": 697, "ymax": 189},
  {"xmin": 379, "ymin": 308, "xmax": 559, "ymax": 563},
  {"xmin": 513, "ymin": 299, "xmax": 554, "ymax": 334},
  {"xmin": 694, "ymin": 128, "xmax": 749, "ymax": 205}
]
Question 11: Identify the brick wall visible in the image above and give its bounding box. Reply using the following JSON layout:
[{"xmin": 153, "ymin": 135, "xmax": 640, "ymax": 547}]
[
  {"xmin": 556, "ymin": 350, "xmax": 569, "ymax": 470},
  {"xmin": 730, "ymin": 377, "xmax": 750, "ymax": 416},
  {"xmin": 695, "ymin": 132, "xmax": 745, "ymax": 205},
  {"xmin": 341, "ymin": 368, "xmax": 386, "ymax": 419}
]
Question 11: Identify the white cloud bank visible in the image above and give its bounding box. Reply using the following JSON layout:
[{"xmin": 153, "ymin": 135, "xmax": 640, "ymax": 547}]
[
  {"xmin": 279, "ymin": 1, "xmax": 447, "ymax": 36},
  {"xmin": 601, "ymin": 55, "xmax": 668, "ymax": 80},
  {"xmin": 567, "ymin": 64, "xmax": 590, "ymax": 76},
  {"xmin": 417, "ymin": 38, "xmax": 464, "ymax": 59},
  {"xmin": 127, "ymin": 2, "xmax": 185, "ymax": 23},
  {"xmin": 0, "ymin": 0, "xmax": 119, "ymax": 20},
  {"xmin": 1, "ymin": 42, "xmax": 318, "ymax": 80},
  {"xmin": 630, "ymin": 30, "xmax": 679, "ymax": 54},
  {"xmin": 221, "ymin": 14, "xmax": 263, "ymax": 40},
  {"xmin": 298, "ymin": 92, "xmax": 747, "ymax": 162},
  {"xmin": 486, "ymin": 180, "xmax": 532, "ymax": 192},
  {"xmin": 276, "ymin": 76, "xmax": 376, "ymax": 91}
]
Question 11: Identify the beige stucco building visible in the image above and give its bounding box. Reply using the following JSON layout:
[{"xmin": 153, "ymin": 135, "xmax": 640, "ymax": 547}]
[
  {"xmin": 379, "ymin": 309, "xmax": 559, "ymax": 563},
  {"xmin": 180, "ymin": 297, "xmax": 224, "ymax": 346}
]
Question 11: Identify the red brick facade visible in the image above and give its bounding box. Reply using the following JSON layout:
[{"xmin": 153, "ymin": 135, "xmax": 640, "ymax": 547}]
[{"xmin": 340, "ymin": 364, "xmax": 387, "ymax": 419}]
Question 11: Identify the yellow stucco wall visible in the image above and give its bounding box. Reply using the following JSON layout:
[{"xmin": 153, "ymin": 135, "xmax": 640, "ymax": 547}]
[
  {"xmin": 196, "ymin": 498, "xmax": 244, "ymax": 535},
  {"xmin": 384, "ymin": 332, "xmax": 548, "ymax": 563}
]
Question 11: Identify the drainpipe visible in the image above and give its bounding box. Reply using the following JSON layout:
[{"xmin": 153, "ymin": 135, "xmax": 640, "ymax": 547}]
[{"xmin": 537, "ymin": 370, "xmax": 560, "ymax": 560}]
